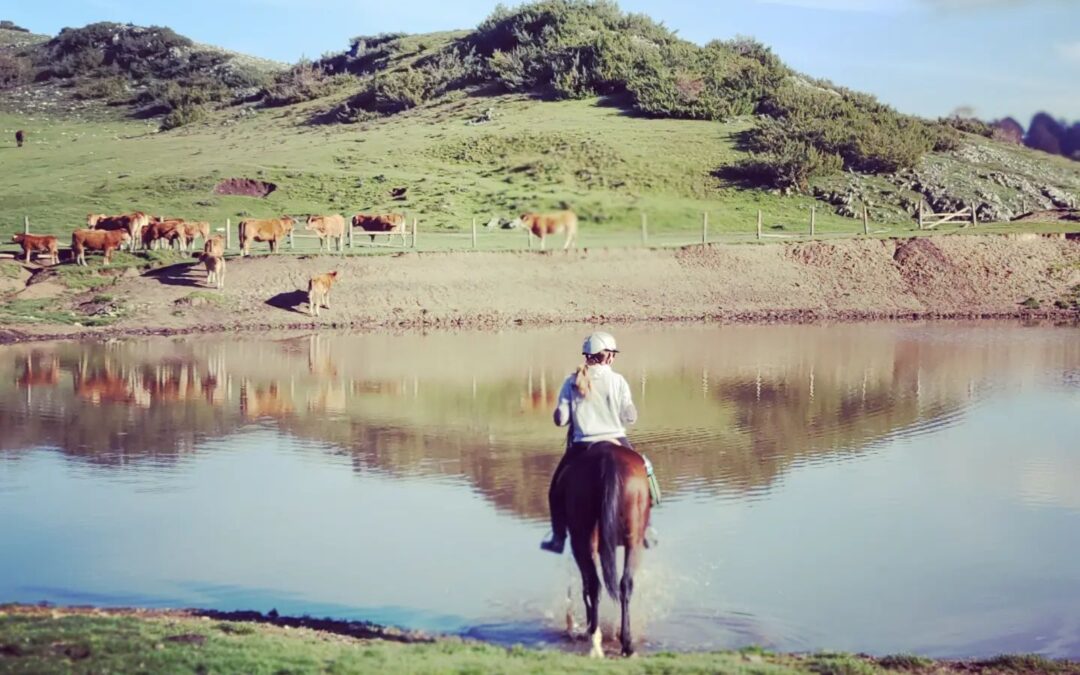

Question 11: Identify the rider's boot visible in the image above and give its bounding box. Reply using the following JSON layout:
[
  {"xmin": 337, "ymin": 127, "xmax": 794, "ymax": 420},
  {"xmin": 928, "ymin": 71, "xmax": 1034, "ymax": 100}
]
[
  {"xmin": 540, "ymin": 532, "xmax": 566, "ymax": 554},
  {"xmin": 643, "ymin": 526, "xmax": 658, "ymax": 549}
]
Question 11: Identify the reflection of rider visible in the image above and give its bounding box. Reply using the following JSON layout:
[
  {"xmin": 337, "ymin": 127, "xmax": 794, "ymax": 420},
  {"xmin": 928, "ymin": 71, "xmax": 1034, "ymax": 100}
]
[{"xmin": 540, "ymin": 331, "xmax": 637, "ymax": 554}]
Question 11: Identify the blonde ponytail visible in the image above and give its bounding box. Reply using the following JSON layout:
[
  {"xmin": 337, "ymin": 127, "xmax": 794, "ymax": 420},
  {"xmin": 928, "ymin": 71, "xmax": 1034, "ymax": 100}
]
[{"xmin": 574, "ymin": 362, "xmax": 592, "ymax": 397}]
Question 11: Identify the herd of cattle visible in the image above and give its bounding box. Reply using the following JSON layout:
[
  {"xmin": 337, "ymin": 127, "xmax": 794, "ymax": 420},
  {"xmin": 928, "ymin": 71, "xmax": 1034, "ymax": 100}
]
[{"xmin": 7, "ymin": 209, "xmax": 579, "ymax": 315}]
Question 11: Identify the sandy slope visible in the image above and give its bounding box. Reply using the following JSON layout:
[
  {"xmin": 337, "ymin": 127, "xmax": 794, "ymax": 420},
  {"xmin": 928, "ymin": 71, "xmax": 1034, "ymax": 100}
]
[{"xmin": 2, "ymin": 234, "xmax": 1079, "ymax": 342}]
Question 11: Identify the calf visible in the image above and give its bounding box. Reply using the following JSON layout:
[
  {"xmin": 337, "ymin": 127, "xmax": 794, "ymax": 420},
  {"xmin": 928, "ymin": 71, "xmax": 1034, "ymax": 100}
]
[
  {"xmin": 11, "ymin": 233, "xmax": 59, "ymax": 265},
  {"xmin": 15, "ymin": 130, "xmax": 24, "ymax": 148},
  {"xmin": 203, "ymin": 234, "xmax": 225, "ymax": 258},
  {"xmin": 308, "ymin": 271, "xmax": 339, "ymax": 317},
  {"xmin": 305, "ymin": 214, "xmax": 346, "ymax": 252},
  {"xmin": 351, "ymin": 213, "xmax": 407, "ymax": 246},
  {"xmin": 518, "ymin": 211, "xmax": 578, "ymax": 250},
  {"xmin": 71, "ymin": 229, "xmax": 131, "ymax": 266},
  {"xmin": 193, "ymin": 251, "xmax": 226, "ymax": 289},
  {"xmin": 239, "ymin": 216, "xmax": 295, "ymax": 256}
]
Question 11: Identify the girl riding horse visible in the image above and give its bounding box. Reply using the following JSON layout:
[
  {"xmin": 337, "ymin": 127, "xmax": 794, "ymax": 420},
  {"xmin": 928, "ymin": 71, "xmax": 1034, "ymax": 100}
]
[{"xmin": 541, "ymin": 331, "xmax": 637, "ymax": 555}]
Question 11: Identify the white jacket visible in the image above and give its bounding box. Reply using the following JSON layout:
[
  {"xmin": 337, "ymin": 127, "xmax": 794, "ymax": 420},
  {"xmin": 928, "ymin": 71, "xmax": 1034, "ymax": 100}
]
[{"xmin": 554, "ymin": 364, "xmax": 637, "ymax": 443}]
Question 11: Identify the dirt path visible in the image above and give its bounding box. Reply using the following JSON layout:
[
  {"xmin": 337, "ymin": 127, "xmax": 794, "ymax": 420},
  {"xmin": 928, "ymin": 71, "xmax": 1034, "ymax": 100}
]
[{"xmin": 2, "ymin": 234, "xmax": 1079, "ymax": 342}]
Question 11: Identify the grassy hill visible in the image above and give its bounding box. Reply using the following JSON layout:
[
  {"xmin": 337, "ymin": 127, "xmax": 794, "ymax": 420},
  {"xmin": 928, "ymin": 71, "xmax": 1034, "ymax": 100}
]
[{"xmin": 1, "ymin": 2, "xmax": 1079, "ymax": 253}]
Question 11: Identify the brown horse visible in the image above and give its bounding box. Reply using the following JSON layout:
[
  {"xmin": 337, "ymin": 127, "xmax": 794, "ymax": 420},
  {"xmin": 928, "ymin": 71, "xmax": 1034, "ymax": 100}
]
[{"xmin": 558, "ymin": 442, "xmax": 651, "ymax": 658}]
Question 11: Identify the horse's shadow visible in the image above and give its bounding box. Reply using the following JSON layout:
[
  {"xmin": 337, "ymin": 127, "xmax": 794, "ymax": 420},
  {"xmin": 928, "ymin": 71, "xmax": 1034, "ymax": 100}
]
[
  {"xmin": 143, "ymin": 262, "xmax": 202, "ymax": 288},
  {"xmin": 266, "ymin": 290, "xmax": 308, "ymax": 314}
]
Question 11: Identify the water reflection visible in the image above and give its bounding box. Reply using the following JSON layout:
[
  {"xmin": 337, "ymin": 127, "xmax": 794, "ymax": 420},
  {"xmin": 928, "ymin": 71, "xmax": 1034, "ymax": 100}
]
[
  {"xmin": 1, "ymin": 323, "xmax": 1080, "ymax": 657},
  {"xmin": 2, "ymin": 324, "xmax": 1079, "ymax": 519}
]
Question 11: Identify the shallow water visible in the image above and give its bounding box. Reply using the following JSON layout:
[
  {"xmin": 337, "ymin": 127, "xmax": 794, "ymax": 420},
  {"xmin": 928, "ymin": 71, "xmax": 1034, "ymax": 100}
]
[{"xmin": 1, "ymin": 322, "xmax": 1079, "ymax": 658}]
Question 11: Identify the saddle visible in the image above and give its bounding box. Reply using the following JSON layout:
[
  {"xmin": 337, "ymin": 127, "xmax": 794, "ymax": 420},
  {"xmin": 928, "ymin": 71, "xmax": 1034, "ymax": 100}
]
[{"xmin": 559, "ymin": 437, "xmax": 662, "ymax": 507}]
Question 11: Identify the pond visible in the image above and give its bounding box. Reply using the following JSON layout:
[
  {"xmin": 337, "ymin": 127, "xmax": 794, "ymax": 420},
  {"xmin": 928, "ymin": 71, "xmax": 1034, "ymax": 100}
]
[{"xmin": 1, "ymin": 322, "xmax": 1079, "ymax": 658}]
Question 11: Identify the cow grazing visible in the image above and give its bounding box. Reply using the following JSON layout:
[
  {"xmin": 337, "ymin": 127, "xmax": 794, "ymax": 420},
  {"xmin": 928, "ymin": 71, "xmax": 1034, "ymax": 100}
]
[
  {"xmin": 193, "ymin": 251, "xmax": 226, "ymax": 289},
  {"xmin": 239, "ymin": 216, "xmax": 295, "ymax": 256},
  {"xmin": 88, "ymin": 212, "xmax": 150, "ymax": 250},
  {"xmin": 11, "ymin": 233, "xmax": 59, "ymax": 265},
  {"xmin": 518, "ymin": 211, "xmax": 578, "ymax": 250},
  {"xmin": 305, "ymin": 214, "xmax": 346, "ymax": 252},
  {"xmin": 71, "ymin": 229, "xmax": 131, "ymax": 266},
  {"xmin": 308, "ymin": 271, "xmax": 339, "ymax": 317},
  {"xmin": 15, "ymin": 130, "xmax": 24, "ymax": 148},
  {"xmin": 351, "ymin": 213, "xmax": 407, "ymax": 246}
]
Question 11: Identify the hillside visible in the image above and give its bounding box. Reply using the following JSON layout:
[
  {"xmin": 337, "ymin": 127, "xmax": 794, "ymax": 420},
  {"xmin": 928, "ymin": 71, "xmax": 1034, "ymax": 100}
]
[{"xmin": 1, "ymin": 1, "xmax": 1079, "ymax": 242}]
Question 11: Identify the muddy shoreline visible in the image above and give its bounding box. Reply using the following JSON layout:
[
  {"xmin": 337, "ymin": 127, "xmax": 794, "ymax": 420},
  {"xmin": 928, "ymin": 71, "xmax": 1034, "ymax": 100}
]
[{"xmin": 2, "ymin": 236, "xmax": 1079, "ymax": 344}]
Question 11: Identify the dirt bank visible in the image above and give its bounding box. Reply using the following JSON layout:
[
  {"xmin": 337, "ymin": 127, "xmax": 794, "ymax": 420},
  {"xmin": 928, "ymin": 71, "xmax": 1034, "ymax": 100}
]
[{"xmin": 1, "ymin": 234, "xmax": 1079, "ymax": 342}]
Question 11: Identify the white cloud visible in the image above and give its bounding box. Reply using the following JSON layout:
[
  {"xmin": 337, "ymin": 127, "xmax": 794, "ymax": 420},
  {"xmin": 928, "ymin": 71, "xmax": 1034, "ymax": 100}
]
[{"xmin": 1057, "ymin": 41, "xmax": 1080, "ymax": 67}]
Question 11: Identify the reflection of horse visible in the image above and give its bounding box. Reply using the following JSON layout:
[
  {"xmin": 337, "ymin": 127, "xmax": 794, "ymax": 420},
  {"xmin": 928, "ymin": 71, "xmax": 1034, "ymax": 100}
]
[
  {"xmin": 559, "ymin": 443, "xmax": 651, "ymax": 658},
  {"xmin": 240, "ymin": 382, "xmax": 294, "ymax": 419}
]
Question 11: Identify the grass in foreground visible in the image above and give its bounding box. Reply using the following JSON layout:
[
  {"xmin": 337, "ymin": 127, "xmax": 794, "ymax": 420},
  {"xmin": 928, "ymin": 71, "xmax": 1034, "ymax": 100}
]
[{"xmin": 1, "ymin": 608, "xmax": 1078, "ymax": 675}]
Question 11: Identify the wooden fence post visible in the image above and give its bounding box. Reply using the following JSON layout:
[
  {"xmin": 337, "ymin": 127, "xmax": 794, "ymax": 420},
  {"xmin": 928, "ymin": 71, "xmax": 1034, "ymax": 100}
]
[
  {"xmin": 412, "ymin": 218, "xmax": 418, "ymax": 248},
  {"xmin": 917, "ymin": 201, "xmax": 924, "ymax": 230},
  {"xmin": 970, "ymin": 203, "xmax": 977, "ymax": 228},
  {"xmin": 862, "ymin": 206, "xmax": 869, "ymax": 235},
  {"xmin": 756, "ymin": 210, "xmax": 763, "ymax": 240},
  {"xmin": 472, "ymin": 217, "xmax": 477, "ymax": 249},
  {"xmin": 225, "ymin": 218, "xmax": 232, "ymax": 250},
  {"xmin": 348, "ymin": 220, "xmax": 354, "ymax": 249},
  {"xmin": 810, "ymin": 206, "xmax": 816, "ymax": 238},
  {"xmin": 24, "ymin": 216, "xmax": 29, "ymax": 235},
  {"xmin": 527, "ymin": 227, "xmax": 533, "ymax": 250},
  {"xmin": 701, "ymin": 212, "xmax": 708, "ymax": 245},
  {"xmin": 288, "ymin": 228, "xmax": 295, "ymax": 250},
  {"xmin": 641, "ymin": 212, "xmax": 648, "ymax": 245}
]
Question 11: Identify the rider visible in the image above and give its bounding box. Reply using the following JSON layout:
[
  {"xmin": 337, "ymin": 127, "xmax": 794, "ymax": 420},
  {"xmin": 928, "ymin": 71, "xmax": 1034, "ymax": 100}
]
[{"xmin": 540, "ymin": 331, "xmax": 638, "ymax": 554}]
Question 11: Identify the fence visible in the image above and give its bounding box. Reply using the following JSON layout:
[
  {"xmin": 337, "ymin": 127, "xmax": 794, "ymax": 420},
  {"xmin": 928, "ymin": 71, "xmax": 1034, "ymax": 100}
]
[
  {"xmin": 8, "ymin": 203, "xmax": 972, "ymax": 261},
  {"xmin": 918, "ymin": 201, "xmax": 978, "ymax": 230}
]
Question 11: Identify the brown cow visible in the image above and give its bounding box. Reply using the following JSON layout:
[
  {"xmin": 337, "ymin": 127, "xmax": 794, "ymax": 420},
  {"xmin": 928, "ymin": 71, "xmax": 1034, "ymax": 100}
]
[
  {"xmin": 351, "ymin": 213, "xmax": 407, "ymax": 246},
  {"xmin": 306, "ymin": 214, "xmax": 346, "ymax": 252},
  {"xmin": 142, "ymin": 219, "xmax": 184, "ymax": 250},
  {"xmin": 518, "ymin": 211, "xmax": 578, "ymax": 250},
  {"xmin": 192, "ymin": 251, "xmax": 226, "ymax": 289},
  {"xmin": 178, "ymin": 221, "xmax": 210, "ymax": 250},
  {"xmin": 88, "ymin": 211, "xmax": 150, "ymax": 250},
  {"xmin": 15, "ymin": 130, "xmax": 24, "ymax": 147},
  {"xmin": 72, "ymin": 229, "xmax": 130, "ymax": 266},
  {"xmin": 239, "ymin": 216, "xmax": 295, "ymax": 256},
  {"xmin": 203, "ymin": 234, "xmax": 225, "ymax": 258},
  {"xmin": 308, "ymin": 271, "xmax": 339, "ymax": 317},
  {"xmin": 11, "ymin": 233, "xmax": 59, "ymax": 265}
]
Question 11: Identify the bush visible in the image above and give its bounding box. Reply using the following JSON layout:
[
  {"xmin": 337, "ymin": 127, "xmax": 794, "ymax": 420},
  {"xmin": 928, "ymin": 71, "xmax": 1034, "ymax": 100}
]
[
  {"xmin": 160, "ymin": 103, "xmax": 207, "ymax": 130},
  {"xmin": 735, "ymin": 84, "xmax": 936, "ymax": 188},
  {"xmin": 0, "ymin": 20, "xmax": 30, "ymax": 33},
  {"xmin": 0, "ymin": 52, "xmax": 32, "ymax": 88},
  {"xmin": 262, "ymin": 59, "xmax": 350, "ymax": 106},
  {"xmin": 940, "ymin": 115, "xmax": 993, "ymax": 138},
  {"xmin": 72, "ymin": 75, "xmax": 128, "ymax": 101}
]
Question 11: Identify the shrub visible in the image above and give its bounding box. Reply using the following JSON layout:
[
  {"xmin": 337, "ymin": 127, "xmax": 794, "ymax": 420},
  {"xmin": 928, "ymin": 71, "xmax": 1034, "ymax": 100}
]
[
  {"xmin": 160, "ymin": 103, "xmax": 207, "ymax": 130},
  {"xmin": 0, "ymin": 52, "xmax": 32, "ymax": 88},
  {"xmin": 0, "ymin": 20, "xmax": 30, "ymax": 32},
  {"xmin": 262, "ymin": 59, "xmax": 350, "ymax": 106},
  {"xmin": 72, "ymin": 75, "xmax": 128, "ymax": 101},
  {"xmin": 940, "ymin": 115, "xmax": 993, "ymax": 138}
]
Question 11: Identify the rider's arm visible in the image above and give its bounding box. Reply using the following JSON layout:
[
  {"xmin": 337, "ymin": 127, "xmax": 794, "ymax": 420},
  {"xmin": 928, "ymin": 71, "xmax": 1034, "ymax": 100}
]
[
  {"xmin": 618, "ymin": 375, "xmax": 637, "ymax": 426},
  {"xmin": 553, "ymin": 377, "xmax": 573, "ymax": 427}
]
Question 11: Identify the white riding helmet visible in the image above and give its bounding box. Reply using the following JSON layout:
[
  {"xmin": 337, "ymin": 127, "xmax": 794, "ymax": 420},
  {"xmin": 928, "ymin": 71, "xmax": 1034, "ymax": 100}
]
[{"xmin": 582, "ymin": 331, "xmax": 619, "ymax": 356}]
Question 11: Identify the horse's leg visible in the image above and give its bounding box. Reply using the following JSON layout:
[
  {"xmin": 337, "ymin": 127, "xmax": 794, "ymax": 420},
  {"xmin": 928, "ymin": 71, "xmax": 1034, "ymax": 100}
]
[
  {"xmin": 571, "ymin": 538, "xmax": 603, "ymax": 658},
  {"xmin": 620, "ymin": 544, "xmax": 641, "ymax": 656},
  {"xmin": 565, "ymin": 585, "xmax": 576, "ymax": 635}
]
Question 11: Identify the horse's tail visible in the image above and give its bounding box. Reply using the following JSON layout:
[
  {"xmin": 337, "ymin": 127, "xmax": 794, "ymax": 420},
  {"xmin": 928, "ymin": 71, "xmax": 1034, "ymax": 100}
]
[{"xmin": 598, "ymin": 446, "xmax": 621, "ymax": 601}]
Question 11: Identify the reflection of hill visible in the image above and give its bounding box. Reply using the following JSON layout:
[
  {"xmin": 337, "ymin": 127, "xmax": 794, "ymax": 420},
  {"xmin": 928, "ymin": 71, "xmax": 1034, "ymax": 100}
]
[{"xmin": 2, "ymin": 325, "xmax": 1077, "ymax": 520}]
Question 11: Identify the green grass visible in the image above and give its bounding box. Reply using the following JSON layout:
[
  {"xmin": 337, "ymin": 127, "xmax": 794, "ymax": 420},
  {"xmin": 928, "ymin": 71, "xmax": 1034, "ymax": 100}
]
[
  {"xmin": 2, "ymin": 611, "xmax": 1077, "ymax": 675},
  {"xmin": 0, "ymin": 298, "xmax": 118, "ymax": 326},
  {"xmin": 3, "ymin": 92, "xmax": 1077, "ymax": 262}
]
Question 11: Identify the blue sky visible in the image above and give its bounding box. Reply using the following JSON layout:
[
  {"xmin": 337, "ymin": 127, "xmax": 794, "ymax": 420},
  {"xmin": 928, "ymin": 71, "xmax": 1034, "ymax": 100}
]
[{"xmin": 6, "ymin": 0, "xmax": 1079, "ymax": 124}]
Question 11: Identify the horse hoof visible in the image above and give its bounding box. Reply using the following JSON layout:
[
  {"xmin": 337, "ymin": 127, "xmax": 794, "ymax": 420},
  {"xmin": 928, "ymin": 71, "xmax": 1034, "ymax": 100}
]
[{"xmin": 589, "ymin": 647, "xmax": 605, "ymax": 659}]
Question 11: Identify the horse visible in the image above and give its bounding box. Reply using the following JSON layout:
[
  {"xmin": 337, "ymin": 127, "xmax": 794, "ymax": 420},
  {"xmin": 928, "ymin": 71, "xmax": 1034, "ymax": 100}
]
[{"xmin": 558, "ymin": 442, "xmax": 651, "ymax": 658}]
